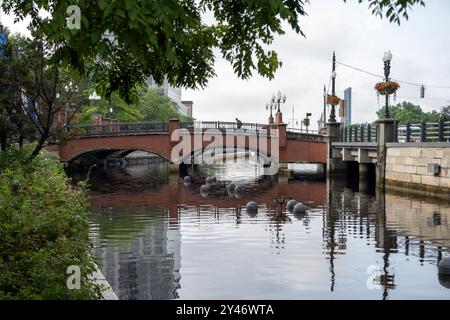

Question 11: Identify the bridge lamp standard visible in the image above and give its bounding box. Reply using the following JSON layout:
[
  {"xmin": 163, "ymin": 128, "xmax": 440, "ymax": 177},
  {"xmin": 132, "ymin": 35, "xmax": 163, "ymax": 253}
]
[
  {"xmin": 266, "ymin": 102, "xmax": 275, "ymax": 125},
  {"xmin": 271, "ymin": 91, "xmax": 287, "ymax": 124},
  {"xmin": 328, "ymin": 51, "xmax": 337, "ymax": 123},
  {"xmin": 382, "ymin": 50, "xmax": 393, "ymax": 119}
]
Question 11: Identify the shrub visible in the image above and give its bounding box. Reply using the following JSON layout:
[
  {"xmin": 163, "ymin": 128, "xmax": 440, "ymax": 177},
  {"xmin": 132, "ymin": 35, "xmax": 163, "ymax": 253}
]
[{"xmin": 0, "ymin": 146, "xmax": 103, "ymax": 299}]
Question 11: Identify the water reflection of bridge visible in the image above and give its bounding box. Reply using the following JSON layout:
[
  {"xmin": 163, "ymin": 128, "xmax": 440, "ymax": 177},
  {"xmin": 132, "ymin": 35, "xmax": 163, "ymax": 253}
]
[
  {"xmin": 88, "ymin": 170, "xmax": 450, "ymax": 299},
  {"xmin": 89, "ymin": 178, "xmax": 327, "ymax": 217}
]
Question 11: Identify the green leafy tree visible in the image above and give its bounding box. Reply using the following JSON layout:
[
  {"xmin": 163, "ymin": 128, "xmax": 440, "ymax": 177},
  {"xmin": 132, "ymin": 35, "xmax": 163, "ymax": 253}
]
[
  {"xmin": 376, "ymin": 101, "xmax": 443, "ymax": 124},
  {"xmin": 440, "ymin": 106, "xmax": 450, "ymax": 121},
  {"xmin": 0, "ymin": 33, "xmax": 84, "ymax": 161},
  {"xmin": 1, "ymin": 0, "xmax": 425, "ymax": 102},
  {"xmin": 77, "ymin": 88, "xmax": 190, "ymax": 124},
  {"xmin": 0, "ymin": 146, "xmax": 103, "ymax": 299}
]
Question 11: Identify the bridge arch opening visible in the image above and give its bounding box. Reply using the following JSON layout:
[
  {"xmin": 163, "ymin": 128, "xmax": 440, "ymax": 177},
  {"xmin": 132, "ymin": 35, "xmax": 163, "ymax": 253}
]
[
  {"xmin": 178, "ymin": 147, "xmax": 274, "ymax": 166},
  {"xmin": 67, "ymin": 148, "xmax": 171, "ymax": 167}
]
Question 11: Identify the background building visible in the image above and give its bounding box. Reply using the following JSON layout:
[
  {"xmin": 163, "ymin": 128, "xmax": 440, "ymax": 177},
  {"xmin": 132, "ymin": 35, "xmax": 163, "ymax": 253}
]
[
  {"xmin": 146, "ymin": 77, "xmax": 190, "ymax": 117},
  {"xmin": 341, "ymin": 87, "xmax": 352, "ymax": 125},
  {"xmin": 181, "ymin": 101, "xmax": 193, "ymax": 118}
]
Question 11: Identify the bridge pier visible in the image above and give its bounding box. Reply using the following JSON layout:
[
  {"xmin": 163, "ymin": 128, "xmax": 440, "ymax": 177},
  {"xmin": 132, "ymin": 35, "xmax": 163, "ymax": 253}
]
[
  {"xmin": 326, "ymin": 122, "xmax": 346, "ymax": 175},
  {"xmin": 376, "ymin": 118, "xmax": 396, "ymax": 189}
]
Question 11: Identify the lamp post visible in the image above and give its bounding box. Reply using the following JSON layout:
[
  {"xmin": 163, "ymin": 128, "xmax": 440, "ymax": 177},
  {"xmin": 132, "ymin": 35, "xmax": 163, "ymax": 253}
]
[
  {"xmin": 266, "ymin": 102, "xmax": 275, "ymax": 125},
  {"xmin": 328, "ymin": 52, "xmax": 337, "ymax": 123},
  {"xmin": 272, "ymin": 91, "xmax": 286, "ymax": 124},
  {"xmin": 382, "ymin": 51, "xmax": 393, "ymax": 119},
  {"xmin": 304, "ymin": 113, "xmax": 312, "ymax": 133},
  {"xmin": 323, "ymin": 85, "xmax": 327, "ymax": 128}
]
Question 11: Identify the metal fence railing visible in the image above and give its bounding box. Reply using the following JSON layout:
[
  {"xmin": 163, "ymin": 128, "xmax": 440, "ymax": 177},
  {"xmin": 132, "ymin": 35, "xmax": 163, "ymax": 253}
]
[
  {"xmin": 396, "ymin": 121, "xmax": 450, "ymax": 143},
  {"xmin": 338, "ymin": 120, "xmax": 450, "ymax": 143},
  {"xmin": 67, "ymin": 121, "xmax": 169, "ymax": 136},
  {"xmin": 339, "ymin": 124, "xmax": 377, "ymax": 143}
]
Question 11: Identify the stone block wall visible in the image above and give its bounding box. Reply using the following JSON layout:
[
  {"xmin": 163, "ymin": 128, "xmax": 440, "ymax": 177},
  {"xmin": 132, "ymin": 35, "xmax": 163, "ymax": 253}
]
[{"xmin": 385, "ymin": 145, "xmax": 450, "ymax": 193}]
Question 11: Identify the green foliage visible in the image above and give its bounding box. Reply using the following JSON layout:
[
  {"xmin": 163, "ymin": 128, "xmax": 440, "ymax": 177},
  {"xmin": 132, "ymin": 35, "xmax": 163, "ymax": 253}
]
[
  {"xmin": 0, "ymin": 146, "xmax": 103, "ymax": 299},
  {"xmin": 0, "ymin": 31, "xmax": 85, "ymax": 160},
  {"xmin": 77, "ymin": 88, "xmax": 190, "ymax": 124},
  {"xmin": 376, "ymin": 101, "xmax": 443, "ymax": 124},
  {"xmin": 0, "ymin": 0, "xmax": 426, "ymax": 102},
  {"xmin": 346, "ymin": 0, "xmax": 425, "ymax": 24},
  {"xmin": 440, "ymin": 106, "xmax": 450, "ymax": 121}
]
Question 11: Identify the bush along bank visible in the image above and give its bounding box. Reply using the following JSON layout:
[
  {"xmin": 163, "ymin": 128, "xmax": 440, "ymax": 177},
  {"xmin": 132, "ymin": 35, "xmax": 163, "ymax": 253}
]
[{"xmin": 0, "ymin": 146, "xmax": 103, "ymax": 299}]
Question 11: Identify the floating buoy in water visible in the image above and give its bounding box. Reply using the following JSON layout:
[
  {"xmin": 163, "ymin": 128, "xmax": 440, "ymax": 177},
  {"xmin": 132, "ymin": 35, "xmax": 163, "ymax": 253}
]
[
  {"xmin": 234, "ymin": 185, "xmax": 244, "ymax": 199},
  {"xmin": 211, "ymin": 176, "xmax": 217, "ymax": 184},
  {"xmin": 246, "ymin": 201, "xmax": 258, "ymax": 213},
  {"xmin": 293, "ymin": 202, "xmax": 306, "ymax": 214},
  {"xmin": 286, "ymin": 199, "xmax": 298, "ymax": 211},
  {"xmin": 439, "ymin": 257, "xmax": 450, "ymax": 276},
  {"xmin": 183, "ymin": 176, "xmax": 191, "ymax": 186},
  {"xmin": 200, "ymin": 184, "xmax": 210, "ymax": 198},
  {"xmin": 206, "ymin": 176, "xmax": 214, "ymax": 185}
]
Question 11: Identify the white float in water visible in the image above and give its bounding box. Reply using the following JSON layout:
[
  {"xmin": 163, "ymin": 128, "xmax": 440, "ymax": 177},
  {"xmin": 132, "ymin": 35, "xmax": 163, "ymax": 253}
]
[
  {"xmin": 227, "ymin": 183, "xmax": 235, "ymax": 197},
  {"xmin": 200, "ymin": 184, "xmax": 210, "ymax": 198},
  {"xmin": 286, "ymin": 199, "xmax": 298, "ymax": 211},
  {"xmin": 439, "ymin": 257, "xmax": 450, "ymax": 276},
  {"xmin": 234, "ymin": 185, "xmax": 244, "ymax": 199},
  {"xmin": 246, "ymin": 201, "xmax": 258, "ymax": 212},
  {"xmin": 293, "ymin": 202, "xmax": 306, "ymax": 214}
]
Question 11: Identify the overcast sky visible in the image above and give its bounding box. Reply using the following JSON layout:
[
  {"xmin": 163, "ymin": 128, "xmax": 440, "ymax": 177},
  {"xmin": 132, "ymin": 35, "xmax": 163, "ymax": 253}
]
[{"xmin": 2, "ymin": 0, "xmax": 450, "ymax": 128}]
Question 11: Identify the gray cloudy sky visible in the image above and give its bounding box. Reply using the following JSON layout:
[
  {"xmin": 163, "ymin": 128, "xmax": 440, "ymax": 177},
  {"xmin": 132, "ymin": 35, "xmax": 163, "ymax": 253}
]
[{"xmin": 2, "ymin": 0, "xmax": 450, "ymax": 128}]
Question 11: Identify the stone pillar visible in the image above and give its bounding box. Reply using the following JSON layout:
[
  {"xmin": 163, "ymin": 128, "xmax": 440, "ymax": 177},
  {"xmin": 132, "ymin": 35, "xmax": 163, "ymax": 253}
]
[
  {"xmin": 169, "ymin": 118, "xmax": 180, "ymax": 135},
  {"xmin": 275, "ymin": 112, "xmax": 283, "ymax": 125},
  {"xmin": 268, "ymin": 116, "xmax": 274, "ymax": 125},
  {"xmin": 275, "ymin": 123, "xmax": 287, "ymax": 148},
  {"xmin": 326, "ymin": 122, "xmax": 345, "ymax": 174},
  {"xmin": 376, "ymin": 118, "xmax": 396, "ymax": 189}
]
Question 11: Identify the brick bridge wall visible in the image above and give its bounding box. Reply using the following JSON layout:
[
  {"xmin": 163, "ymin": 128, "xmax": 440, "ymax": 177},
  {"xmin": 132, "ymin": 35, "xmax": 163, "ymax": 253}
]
[{"xmin": 47, "ymin": 122, "xmax": 327, "ymax": 164}]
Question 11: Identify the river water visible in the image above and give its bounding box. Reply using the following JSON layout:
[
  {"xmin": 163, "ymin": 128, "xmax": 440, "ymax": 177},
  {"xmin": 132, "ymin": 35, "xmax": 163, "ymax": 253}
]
[{"xmin": 80, "ymin": 161, "xmax": 450, "ymax": 300}]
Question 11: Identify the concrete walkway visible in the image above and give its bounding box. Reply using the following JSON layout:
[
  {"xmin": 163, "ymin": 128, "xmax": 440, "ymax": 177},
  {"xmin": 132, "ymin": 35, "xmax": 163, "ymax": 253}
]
[{"xmin": 91, "ymin": 265, "xmax": 119, "ymax": 300}]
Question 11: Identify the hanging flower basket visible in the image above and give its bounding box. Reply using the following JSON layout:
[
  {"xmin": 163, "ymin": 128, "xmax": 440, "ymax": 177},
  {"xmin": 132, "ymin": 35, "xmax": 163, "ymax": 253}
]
[
  {"xmin": 327, "ymin": 95, "xmax": 341, "ymax": 106},
  {"xmin": 375, "ymin": 81, "xmax": 400, "ymax": 96}
]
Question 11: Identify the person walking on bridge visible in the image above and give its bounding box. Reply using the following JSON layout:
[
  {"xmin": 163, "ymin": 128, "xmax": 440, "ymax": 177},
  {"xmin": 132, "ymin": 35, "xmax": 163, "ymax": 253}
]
[{"xmin": 235, "ymin": 118, "xmax": 242, "ymax": 130}]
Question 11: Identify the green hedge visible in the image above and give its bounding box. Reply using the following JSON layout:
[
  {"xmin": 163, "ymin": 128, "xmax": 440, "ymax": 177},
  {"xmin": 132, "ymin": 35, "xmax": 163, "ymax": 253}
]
[{"xmin": 0, "ymin": 147, "xmax": 102, "ymax": 299}]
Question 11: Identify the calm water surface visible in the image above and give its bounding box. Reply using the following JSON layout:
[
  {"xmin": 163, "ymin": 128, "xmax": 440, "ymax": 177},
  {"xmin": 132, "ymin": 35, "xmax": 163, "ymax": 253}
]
[{"xmin": 83, "ymin": 161, "xmax": 450, "ymax": 300}]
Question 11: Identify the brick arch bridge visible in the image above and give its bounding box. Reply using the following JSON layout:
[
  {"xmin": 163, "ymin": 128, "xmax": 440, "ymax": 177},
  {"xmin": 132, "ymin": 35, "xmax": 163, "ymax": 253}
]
[{"xmin": 46, "ymin": 119, "xmax": 327, "ymax": 167}]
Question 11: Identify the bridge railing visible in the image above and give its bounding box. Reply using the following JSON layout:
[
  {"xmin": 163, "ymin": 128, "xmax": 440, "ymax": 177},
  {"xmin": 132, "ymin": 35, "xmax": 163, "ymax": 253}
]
[
  {"xmin": 339, "ymin": 124, "xmax": 377, "ymax": 143},
  {"xmin": 396, "ymin": 121, "xmax": 450, "ymax": 143},
  {"xmin": 338, "ymin": 121, "xmax": 450, "ymax": 143},
  {"xmin": 67, "ymin": 121, "xmax": 169, "ymax": 136},
  {"xmin": 287, "ymin": 128, "xmax": 319, "ymax": 134},
  {"xmin": 182, "ymin": 121, "xmax": 270, "ymax": 133}
]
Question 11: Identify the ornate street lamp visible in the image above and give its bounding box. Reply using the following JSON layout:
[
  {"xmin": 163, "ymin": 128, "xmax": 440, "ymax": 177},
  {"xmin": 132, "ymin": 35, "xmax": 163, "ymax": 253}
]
[
  {"xmin": 382, "ymin": 51, "xmax": 393, "ymax": 119},
  {"xmin": 266, "ymin": 102, "xmax": 275, "ymax": 124},
  {"xmin": 270, "ymin": 91, "xmax": 287, "ymax": 124},
  {"xmin": 375, "ymin": 51, "xmax": 399, "ymax": 119},
  {"xmin": 328, "ymin": 51, "xmax": 337, "ymax": 123}
]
